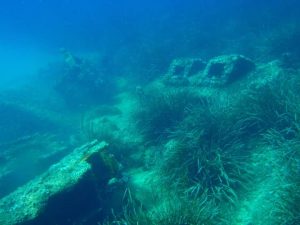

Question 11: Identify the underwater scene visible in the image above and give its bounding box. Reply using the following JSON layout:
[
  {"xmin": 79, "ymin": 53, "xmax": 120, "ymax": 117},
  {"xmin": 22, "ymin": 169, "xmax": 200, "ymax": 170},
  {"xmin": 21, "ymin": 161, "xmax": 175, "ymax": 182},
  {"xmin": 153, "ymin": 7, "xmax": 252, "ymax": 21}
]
[{"xmin": 1, "ymin": 0, "xmax": 300, "ymax": 224}]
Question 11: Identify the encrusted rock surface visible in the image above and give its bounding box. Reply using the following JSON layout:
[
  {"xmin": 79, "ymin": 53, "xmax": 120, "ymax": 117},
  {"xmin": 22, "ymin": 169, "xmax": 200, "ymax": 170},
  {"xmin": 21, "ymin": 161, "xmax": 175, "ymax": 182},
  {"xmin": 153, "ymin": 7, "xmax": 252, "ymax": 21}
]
[{"xmin": 0, "ymin": 140, "xmax": 108, "ymax": 225}]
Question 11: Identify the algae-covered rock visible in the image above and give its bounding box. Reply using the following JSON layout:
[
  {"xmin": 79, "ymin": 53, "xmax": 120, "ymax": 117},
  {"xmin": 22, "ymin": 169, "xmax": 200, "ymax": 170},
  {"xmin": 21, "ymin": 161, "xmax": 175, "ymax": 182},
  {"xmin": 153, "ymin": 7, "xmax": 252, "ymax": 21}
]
[
  {"xmin": 201, "ymin": 54, "xmax": 255, "ymax": 86},
  {"xmin": 0, "ymin": 140, "xmax": 108, "ymax": 225}
]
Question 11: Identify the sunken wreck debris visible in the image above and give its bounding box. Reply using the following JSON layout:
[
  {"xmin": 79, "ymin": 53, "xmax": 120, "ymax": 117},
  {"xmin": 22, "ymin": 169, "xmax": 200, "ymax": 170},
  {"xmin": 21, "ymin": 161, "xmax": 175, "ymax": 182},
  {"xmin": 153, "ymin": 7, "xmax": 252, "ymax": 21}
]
[
  {"xmin": 201, "ymin": 54, "xmax": 255, "ymax": 86},
  {"xmin": 162, "ymin": 54, "xmax": 255, "ymax": 88},
  {"xmin": 163, "ymin": 58, "xmax": 206, "ymax": 86},
  {"xmin": 0, "ymin": 140, "xmax": 113, "ymax": 225}
]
